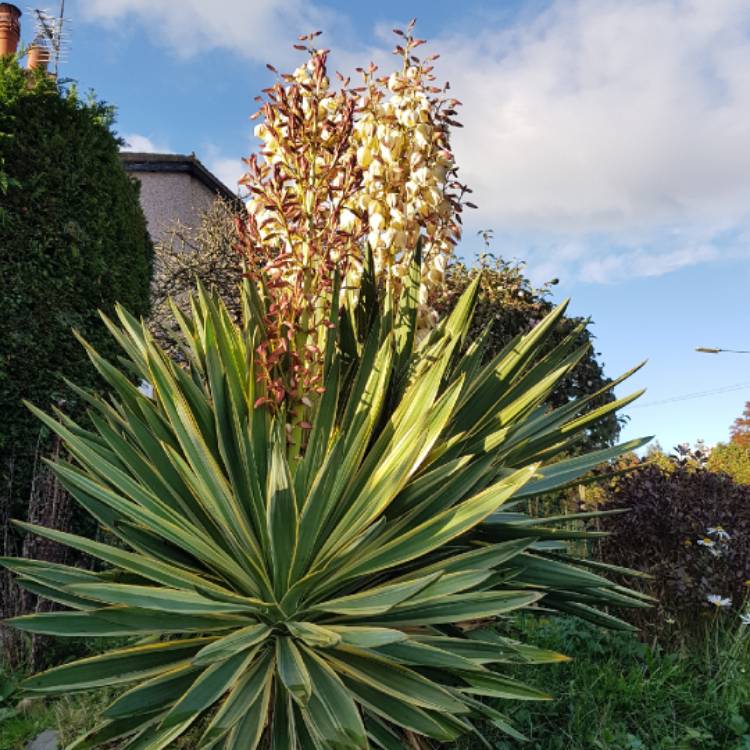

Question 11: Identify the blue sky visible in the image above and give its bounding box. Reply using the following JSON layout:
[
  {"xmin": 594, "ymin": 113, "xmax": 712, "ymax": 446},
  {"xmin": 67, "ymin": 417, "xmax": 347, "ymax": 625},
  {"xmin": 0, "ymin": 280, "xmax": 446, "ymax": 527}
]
[{"xmin": 21, "ymin": 0, "xmax": 750, "ymax": 450}]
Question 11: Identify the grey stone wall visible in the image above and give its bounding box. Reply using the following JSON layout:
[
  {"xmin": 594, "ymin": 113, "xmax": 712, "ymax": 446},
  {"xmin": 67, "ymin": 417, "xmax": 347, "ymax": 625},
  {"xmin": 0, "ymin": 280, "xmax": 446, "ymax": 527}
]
[{"xmin": 131, "ymin": 171, "xmax": 218, "ymax": 245}]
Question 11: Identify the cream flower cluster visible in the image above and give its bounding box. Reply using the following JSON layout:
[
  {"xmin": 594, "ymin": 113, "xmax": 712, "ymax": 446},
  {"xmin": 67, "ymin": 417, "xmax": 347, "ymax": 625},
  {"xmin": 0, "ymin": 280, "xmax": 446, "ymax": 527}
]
[
  {"xmin": 247, "ymin": 60, "xmax": 353, "ymax": 271},
  {"xmin": 348, "ymin": 64, "xmax": 460, "ymax": 338},
  {"xmin": 242, "ymin": 29, "xmax": 468, "ymax": 363},
  {"xmin": 247, "ymin": 58, "xmax": 460, "ymax": 333},
  {"xmin": 238, "ymin": 44, "xmax": 363, "ymax": 435}
]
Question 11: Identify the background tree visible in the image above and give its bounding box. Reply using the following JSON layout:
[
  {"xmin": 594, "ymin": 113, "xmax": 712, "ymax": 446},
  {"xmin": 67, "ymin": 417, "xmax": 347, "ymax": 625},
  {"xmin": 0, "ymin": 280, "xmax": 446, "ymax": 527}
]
[
  {"xmin": 149, "ymin": 197, "xmax": 243, "ymax": 359},
  {"xmin": 730, "ymin": 401, "xmax": 750, "ymax": 447},
  {"xmin": 708, "ymin": 441, "xmax": 750, "ymax": 485},
  {"xmin": 434, "ymin": 253, "xmax": 622, "ymax": 451}
]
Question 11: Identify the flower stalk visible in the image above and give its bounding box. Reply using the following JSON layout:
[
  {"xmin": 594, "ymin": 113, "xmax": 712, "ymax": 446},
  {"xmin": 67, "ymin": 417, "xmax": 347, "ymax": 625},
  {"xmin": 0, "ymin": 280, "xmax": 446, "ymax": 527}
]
[{"xmin": 237, "ymin": 24, "xmax": 471, "ymax": 453}]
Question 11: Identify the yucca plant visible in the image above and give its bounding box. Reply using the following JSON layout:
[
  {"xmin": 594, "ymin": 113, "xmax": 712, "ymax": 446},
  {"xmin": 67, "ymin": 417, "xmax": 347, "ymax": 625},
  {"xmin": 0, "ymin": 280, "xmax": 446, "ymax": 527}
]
[{"xmin": 1, "ymin": 246, "xmax": 651, "ymax": 749}]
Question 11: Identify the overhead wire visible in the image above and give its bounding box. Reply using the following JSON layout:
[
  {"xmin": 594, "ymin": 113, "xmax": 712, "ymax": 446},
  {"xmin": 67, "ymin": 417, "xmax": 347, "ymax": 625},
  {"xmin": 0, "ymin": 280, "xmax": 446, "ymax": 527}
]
[{"xmin": 629, "ymin": 381, "xmax": 750, "ymax": 409}]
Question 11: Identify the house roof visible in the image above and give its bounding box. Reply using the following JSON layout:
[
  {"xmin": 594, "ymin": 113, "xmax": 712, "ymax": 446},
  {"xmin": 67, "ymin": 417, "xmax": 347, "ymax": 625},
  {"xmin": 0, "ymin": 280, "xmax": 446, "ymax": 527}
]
[{"xmin": 120, "ymin": 152, "xmax": 237, "ymax": 202}]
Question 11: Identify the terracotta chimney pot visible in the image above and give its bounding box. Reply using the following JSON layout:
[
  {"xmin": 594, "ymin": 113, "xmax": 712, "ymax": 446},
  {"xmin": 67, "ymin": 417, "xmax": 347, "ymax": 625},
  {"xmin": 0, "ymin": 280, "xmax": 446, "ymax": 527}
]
[
  {"xmin": 0, "ymin": 3, "xmax": 21, "ymax": 57},
  {"xmin": 27, "ymin": 41, "xmax": 50, "ymax": 71}
]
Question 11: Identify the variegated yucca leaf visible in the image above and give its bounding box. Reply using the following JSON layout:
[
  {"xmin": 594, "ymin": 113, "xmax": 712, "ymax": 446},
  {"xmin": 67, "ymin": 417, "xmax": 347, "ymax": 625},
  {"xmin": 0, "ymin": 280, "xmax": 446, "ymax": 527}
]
[{"xmin": 3, "ymin": 253, "xmax": 650, "ymax": 749}]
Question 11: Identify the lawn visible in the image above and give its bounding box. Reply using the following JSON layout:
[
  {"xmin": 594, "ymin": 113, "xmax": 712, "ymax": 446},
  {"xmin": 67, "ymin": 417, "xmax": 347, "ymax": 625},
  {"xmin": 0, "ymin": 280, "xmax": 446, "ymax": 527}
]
[{"xmin": 454, "ymin": 616, "xmax": 750, "ymax": 750}]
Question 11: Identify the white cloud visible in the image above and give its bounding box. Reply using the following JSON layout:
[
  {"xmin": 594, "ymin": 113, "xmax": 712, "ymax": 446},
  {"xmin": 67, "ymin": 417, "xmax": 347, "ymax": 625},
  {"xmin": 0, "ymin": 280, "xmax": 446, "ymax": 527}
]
[
  {"xmin": 437, "ymin": 0, "xmax": 750, "ymax": 234},
  {"xmin": 487, "ymin": 226, "xmax": 747, "ymax": 286},
  {"xmin": 578, "ymin": 243, "xmax": 721, "ymax": 284},
  {"xmin": 120, "ymin": 133, "xmax": 170, "ymax": 153},
  {"xmin": 76, "ymin": 0, "xmax": 341, "ymax": 65},
  {"xmin": 207, "ymin": 156, "xmax": 245, "ymax": 193},
  {"xmin": 200, "ymin": 142, "xmax": 246, "ymax": 193},
  {"xmin": 85, "ymin": 0, "xmax": 750, "ymax": 282},
  {"xmin": 420, "ymin": 0, "xmax": 750, "ymax": 281}
]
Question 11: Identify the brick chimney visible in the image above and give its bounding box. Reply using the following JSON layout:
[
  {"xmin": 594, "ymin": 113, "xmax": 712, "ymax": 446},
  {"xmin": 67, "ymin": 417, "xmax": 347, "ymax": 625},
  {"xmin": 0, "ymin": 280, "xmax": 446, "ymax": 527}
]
[
  {"xmin": 27, "ymin": 39, "xmax": 50, "ymax": 71},
  {"xmin": 0, "ymin": 3, "xmax": 21, "ymax": 57}
]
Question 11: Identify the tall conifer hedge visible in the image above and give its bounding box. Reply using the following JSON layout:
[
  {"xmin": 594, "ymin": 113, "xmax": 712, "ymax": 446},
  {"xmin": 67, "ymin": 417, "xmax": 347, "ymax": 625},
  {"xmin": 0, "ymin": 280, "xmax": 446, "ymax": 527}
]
[{"xmin": 0, "ymin": 58, "xmax": 153, "ymax": 521}]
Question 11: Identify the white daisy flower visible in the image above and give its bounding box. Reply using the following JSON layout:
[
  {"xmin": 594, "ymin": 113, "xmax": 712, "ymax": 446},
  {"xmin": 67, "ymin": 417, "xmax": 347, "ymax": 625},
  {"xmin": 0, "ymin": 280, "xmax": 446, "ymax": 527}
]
[
  {"xmin": 707, "ymin": 526, "xmax": 730, "ymax": 541},
  {"xmin": 707, "ymin": 594, "xmax": 732, "ymax": 608}
]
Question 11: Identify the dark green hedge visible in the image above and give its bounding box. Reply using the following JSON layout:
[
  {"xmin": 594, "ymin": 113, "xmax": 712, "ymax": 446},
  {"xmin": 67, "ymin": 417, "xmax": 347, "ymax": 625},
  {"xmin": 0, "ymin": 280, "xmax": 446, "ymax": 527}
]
[{"xmin": 0, "ymin": 58, "xmax": 153, "ymax": 511}]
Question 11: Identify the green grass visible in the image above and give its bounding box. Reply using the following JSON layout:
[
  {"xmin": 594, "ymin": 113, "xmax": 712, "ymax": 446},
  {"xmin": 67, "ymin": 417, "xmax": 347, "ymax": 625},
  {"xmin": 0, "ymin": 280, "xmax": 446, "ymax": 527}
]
[
  {"xmin": 452, "ymin": 616, "xmax": 750, "ymax": 750},
  {"xmin": 0, "ymin": 637, "xmax": 125, "ymax": 750},
  {"xmin": 0, "ymin": 707, "xmax": 55, "ymax": 750},
  {"xmin": 0, "ymin": 684, "xmax": 119, "ymax": 750}
]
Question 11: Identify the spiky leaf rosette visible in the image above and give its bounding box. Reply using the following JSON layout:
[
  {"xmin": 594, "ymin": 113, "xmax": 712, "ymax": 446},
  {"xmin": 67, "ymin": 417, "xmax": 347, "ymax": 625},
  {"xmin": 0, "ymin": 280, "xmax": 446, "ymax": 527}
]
[{"xmin": 3, "ymin": 258, "xmax": 650, "ymax": 749}]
